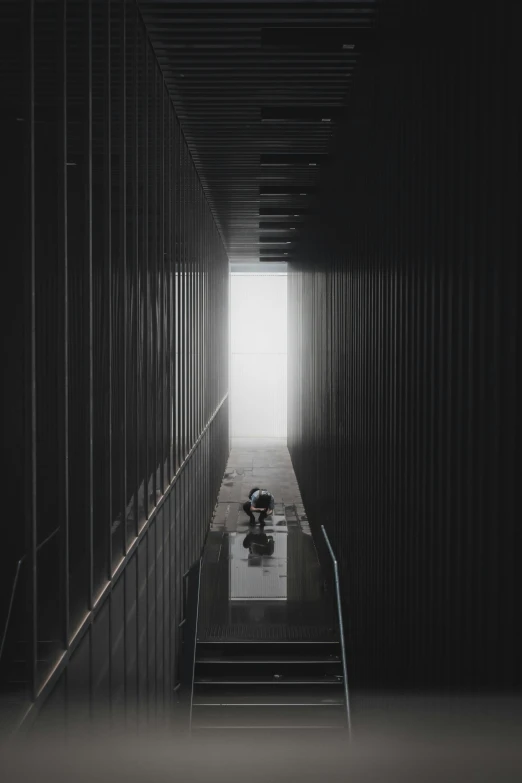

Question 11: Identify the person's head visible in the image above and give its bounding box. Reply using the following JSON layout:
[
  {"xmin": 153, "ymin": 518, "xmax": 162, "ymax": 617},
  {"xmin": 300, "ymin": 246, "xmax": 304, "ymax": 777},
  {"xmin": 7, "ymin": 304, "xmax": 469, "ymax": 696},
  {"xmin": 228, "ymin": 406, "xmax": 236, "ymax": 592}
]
[{"xmin": 256, "ymin": 490, "xmax": 270, "ymax": 509}]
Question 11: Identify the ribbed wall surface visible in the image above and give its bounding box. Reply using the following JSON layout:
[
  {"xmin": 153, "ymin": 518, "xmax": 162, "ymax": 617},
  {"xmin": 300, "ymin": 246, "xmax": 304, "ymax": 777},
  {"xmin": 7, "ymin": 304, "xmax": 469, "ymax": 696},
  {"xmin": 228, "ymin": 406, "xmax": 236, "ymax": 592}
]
[
  {"xmin": 1, "ymin": 0, "xmax": 229, "ymax": 731},
  {"xmin": 138, "ymin": 0, "xmax": 378, "ymax": 263},
  {"xmin": 288, "ymin": 1, "xmax": 520, "ymax": 691}
]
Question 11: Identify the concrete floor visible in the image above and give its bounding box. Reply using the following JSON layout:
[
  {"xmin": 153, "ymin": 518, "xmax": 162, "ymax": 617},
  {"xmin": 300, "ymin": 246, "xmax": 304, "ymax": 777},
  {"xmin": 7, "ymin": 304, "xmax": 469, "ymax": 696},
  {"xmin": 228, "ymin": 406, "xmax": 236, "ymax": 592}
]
[{"xmin": 217, "ymin": 437, "xmax": 303, "ymax": 519}]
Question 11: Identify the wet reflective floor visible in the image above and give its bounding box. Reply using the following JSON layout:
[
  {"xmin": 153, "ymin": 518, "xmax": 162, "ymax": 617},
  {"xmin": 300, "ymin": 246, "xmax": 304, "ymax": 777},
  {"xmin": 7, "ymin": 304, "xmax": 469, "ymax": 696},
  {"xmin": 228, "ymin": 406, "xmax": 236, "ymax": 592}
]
[{"xmin": 197, "ymin": 438, "xmax": 337, "ymax": 643}]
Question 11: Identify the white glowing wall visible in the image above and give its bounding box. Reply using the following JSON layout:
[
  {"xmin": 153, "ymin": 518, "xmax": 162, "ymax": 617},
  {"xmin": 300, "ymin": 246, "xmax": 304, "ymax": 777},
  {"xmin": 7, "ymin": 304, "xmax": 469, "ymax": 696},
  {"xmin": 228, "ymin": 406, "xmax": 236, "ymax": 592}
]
[{"xmin": 230, "ymin": 274, "xmax": 287, "ymax": 437}]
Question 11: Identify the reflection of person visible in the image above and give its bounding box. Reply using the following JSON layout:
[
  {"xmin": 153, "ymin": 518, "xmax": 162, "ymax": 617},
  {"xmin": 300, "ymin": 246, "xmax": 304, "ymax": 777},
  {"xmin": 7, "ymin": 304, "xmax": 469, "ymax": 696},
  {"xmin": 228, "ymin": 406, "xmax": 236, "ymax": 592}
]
[
  {"xmin": 243, "ymin": 530, "xmax": 275, "ymax": 556},
  {"xmin": 243, "ymin": 487, "xmax": 275, "ymax": 524}
]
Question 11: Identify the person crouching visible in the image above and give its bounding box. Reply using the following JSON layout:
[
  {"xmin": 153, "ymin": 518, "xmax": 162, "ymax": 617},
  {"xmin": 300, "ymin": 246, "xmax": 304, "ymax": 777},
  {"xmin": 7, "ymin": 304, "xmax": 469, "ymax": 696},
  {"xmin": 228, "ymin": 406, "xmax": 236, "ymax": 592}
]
[{"xmin": 243, "ymin": 487, "xmax": 275, "ymax": 525}]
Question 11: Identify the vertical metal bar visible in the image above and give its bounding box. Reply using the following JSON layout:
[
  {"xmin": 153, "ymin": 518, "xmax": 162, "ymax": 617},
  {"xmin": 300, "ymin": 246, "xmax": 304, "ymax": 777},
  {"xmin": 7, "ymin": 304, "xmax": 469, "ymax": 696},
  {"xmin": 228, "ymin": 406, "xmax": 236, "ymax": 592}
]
[
  {"xmin": 166, "ymin": 106, "xmax": 174, "ymax": 704},
  {"xmin": 201, "ymin": 195, "xmax": 205, "ymax": 437},
  {"xmin": 167, "ymin": 110, "xmax": 172, "ymax": 481},
  {"xmin": 121, "ymin": 0, "xmax": 128, "ymax": 556},
  {"xmin": 59, "ymin": 0, "xmax": 70, "ymax": 653},
  {"xmin": 166, "ymin": 92, "xmax": 172, "ymax": 485},
  {"xmin": 186, "ymin": 161, "xmax": 190, "ymax": 469},
  {"xmin": 202, "ymin": 207, "xmax": 206, "ymax": 432},
  {"xmin": 184, "ymin": 144, "xmax": 188, "ymax": 463},
  {"xmin": 149, "ymin": 70, "xmax": 156, "ymax": 509},
  {"xmin": 133, "ymin": 2, "xmax": 139, "ymax": 541},
  {"xmin": 160, "ymin": 81, "xmax": 165, "ymax": 494},
  {"xmin": 149, "ymin": 57, "xmax": 156, "ymax": 509},
  {"xmin": 194, "ymin": 172, "xmax": 198, "ymax": 444},
  {"xmin": 205, "ymin": 206, "xmax": 208, "ymax": 426},
  {"xmin": 86, "ymin": 0, "xmax": 94, "ymax": 611},
  {"xmin": 191, "ymin": 167, "xmax": 195, "ymax": 447},
  {"xmin": 144, "ymin": 40, "xmax": 149, "ymax": 521},
  {"xmin": 154, "ymin": 73, "xmax": 161, "ymax": 713},
  {"xmin": 172, "ymin": 120, "xmax": 177, "ymax": 476},
  {"xmin": 179, "ymin": 136, "xmax": 183, "ymax": 466},
  {"xmin": 105, "ymin": 0, "xmax": 113, "ymax": 711},
  {"xmin": 193, "ymin": 178, "xmax": 197, "ymax": 454},
  {"xmin": 192, "ymin": 173, "xmax": 196, "ymax": 559},
  {"xmin": 188, "ymin": 153, "xmax": 192, "ymax": 455},
  {"xmin": 198, "ymin": 179, "xmax": 202, "ymax": 438},
  {"xmin": 120, "ymin": 0, "xmax": 128, "ymax": 725},
  {"xmin": 142, "ymin": 36, "xmax": 150, "ymax": 722},
  {"xmin": 173, "ymin": 121, "xmax": 178, "ymax": 474},
  {"xmin": 180, "ymin": 142, "xmax": 185, "ymax": 464},
  {"xmin": 153, "ymin": 60, "xmax": 158, "ymax": 507},
  {"xmin": 194, "ymin": 182, "xmax": 201, "ymax": 440},
  {"xmin": 106, "ymin": 0, "xmax": 113, "ymax": 578},
  {"xmin": 188, "ymin": 167, "xmax": 193, "ymax": 453},
  {"xmin": 132, "ymin": 40, "xmax": 140, "ymax": 675},
  {"xmin": 171, "ymin": 109, "xmax": 175, "ymax": 481},
  {"xmin": 199, "ymin": 189, "xmax": 202, "ymax": 438},
  {"xmin": 198, "ymin": 186, "xmax": 201, "ymax": 440},
  {"xmin": 176, "ymin": 122, "xmax": 181, "ymax": 473},
  {"xmin": 26, "ymin": 0, "xmax": 38, "ymax": 702}
]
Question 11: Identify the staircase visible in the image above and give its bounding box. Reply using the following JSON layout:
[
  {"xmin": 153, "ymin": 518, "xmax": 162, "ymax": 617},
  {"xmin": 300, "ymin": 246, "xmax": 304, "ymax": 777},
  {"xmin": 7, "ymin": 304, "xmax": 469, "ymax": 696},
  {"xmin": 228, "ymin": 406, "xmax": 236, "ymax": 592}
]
[{"xmin": 191, "ymin": 640, "xmax": 347, "ymax": 734}]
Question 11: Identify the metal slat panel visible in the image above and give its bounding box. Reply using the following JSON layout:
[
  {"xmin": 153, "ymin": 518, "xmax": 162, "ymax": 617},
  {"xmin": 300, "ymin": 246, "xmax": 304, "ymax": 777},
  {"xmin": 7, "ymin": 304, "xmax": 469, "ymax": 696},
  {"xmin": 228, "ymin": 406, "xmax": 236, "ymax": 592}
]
[
  {"xmin": 139, "ymin": 0, "xmax": 378, "ymax": 264},
  {"xmin": 288, "ymin": 1, "xmax": 520, "ymax": 692},
  {"xmin": 1, "ymin": 0, "xmax": 229, "ymax": 734}
]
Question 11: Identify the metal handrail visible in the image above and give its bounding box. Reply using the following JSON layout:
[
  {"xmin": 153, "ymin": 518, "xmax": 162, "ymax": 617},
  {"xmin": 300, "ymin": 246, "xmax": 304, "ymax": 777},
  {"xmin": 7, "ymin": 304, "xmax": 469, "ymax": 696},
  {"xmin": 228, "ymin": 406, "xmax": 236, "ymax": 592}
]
[
  {"xmin": 321, "ymin": 525, "xmax": 352, "ymax": 737},
  {"xmin": 188, "ymin": 558, "xmax": 202, "ymax": 735},
  {"xmin": 0, "ymin": 527, "xmax": 60, "ymax": 665},
  {"xmin": 0, "ymin": 559, "xmax": 24, "ymax": 665}
]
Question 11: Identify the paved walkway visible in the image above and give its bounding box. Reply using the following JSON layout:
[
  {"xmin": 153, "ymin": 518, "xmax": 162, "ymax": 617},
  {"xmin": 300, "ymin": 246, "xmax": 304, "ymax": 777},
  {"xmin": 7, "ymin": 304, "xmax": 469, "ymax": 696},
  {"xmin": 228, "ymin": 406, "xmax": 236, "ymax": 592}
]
[{"xmin": 197, "ymin": 438, "xmax": 337, "ymax": 643}]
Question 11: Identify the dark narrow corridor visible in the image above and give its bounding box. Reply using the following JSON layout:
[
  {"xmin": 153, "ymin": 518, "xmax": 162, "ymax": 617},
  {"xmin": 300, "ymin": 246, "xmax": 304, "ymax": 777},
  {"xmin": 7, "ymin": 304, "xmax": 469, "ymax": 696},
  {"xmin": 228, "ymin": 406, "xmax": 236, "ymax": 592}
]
[{"xmin": 1, "ymin": 0, "xmax": 520, "ymax": 774}]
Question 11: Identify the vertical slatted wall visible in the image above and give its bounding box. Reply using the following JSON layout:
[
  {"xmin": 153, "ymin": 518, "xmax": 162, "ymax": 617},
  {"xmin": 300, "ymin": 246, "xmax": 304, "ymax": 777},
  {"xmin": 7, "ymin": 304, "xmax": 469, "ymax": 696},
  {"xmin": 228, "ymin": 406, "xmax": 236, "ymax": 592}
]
[
  {"xmin": 288, "ymin": 1, "xmax": 520, "ymax": 692},
  {"xmin": 1, "ymin": 0, "xmax": 229, "ymax": 732}
]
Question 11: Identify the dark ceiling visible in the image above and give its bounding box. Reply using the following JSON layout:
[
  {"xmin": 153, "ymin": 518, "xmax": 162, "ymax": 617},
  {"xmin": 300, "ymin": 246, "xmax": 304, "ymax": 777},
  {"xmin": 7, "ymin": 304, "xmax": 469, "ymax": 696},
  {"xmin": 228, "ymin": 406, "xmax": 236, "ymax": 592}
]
[{"xmin": 139, "ymin": 1, "xmax": 379, "ymax": 265}]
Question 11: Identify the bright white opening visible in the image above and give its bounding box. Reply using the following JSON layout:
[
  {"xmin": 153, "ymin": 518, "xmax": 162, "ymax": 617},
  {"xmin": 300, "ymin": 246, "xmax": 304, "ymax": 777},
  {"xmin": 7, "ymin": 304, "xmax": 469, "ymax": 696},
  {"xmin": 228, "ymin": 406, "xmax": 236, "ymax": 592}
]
[{"xmin": 230, "ymin": 273, "xmax": 287, "ymax": 438}]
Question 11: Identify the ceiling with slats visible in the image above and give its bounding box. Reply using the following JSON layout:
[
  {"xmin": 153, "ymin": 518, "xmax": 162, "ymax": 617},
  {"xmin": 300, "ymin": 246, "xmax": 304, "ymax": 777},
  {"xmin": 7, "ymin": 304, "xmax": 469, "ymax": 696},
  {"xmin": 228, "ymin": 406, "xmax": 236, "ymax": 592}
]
[{"xmin": 139, "ymin": 1, "xmax": 379, "ymax": 265}]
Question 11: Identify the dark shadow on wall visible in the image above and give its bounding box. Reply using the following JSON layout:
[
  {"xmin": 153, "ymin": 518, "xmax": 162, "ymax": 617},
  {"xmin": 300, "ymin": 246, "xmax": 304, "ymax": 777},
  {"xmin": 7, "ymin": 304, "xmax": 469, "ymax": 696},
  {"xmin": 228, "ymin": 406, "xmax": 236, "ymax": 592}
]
[{"xmin": 288, "ymin": 0, "xmax": 520, "ymax": 693}]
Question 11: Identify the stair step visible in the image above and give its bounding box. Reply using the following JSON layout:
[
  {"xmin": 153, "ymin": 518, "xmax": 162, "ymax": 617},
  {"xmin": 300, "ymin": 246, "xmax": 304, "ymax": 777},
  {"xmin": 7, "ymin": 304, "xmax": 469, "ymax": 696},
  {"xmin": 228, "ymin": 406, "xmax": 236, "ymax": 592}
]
[
  {"xmin": 193, "ymin": 683, "xmax": 344, "ymax": 705},
  {"xmin": 195, "ymin": 651, "xmax": 343, "ymax": 679},
  {"xmin": 191, "ymin": 704, "xmax": 346, "ymax": 728},
  {"xmin": 195, "ymin": 663, "xmax": 343, "ymax": 678},
  {"xmin": 196, "ymin": 641, "xmax": 340, "ymax": 659},
  {"xmin": 194, "ymin": 676, "xmax": 343, "ymax": 685},
  {"xmin": 196, "ymin": 654, "xmax": 341, "ymax": 664}
]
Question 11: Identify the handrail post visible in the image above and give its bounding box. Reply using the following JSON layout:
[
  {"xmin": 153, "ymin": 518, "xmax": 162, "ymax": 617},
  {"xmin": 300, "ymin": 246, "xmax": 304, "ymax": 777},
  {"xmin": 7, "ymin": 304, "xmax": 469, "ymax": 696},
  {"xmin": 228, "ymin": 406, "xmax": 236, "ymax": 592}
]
[
  {"xmin": 0, "ymin": 560, "xmax": 24, "ymax": 665},
  {"xmin": 321, "ymin": 525, "xmax": 352, "ymax": 738},
  {"xmin": 188, "ymin": 558, "xmax": 202, "ymax": 736},
  {"xmin": 1, "ymin": 527, "xmax": 62, "ymax": 666}
]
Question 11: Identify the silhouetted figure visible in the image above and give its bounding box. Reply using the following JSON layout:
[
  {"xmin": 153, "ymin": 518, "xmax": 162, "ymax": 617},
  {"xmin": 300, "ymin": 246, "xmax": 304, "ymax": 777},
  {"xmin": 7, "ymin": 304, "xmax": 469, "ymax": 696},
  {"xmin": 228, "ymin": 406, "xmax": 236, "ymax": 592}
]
[
  {"xmin": 243, "ymin": 487, "xmax": 275, "ymax": 524},
  {"xmin": 243, "ymin": 529, "xmax": 275, "ymax": 556}
]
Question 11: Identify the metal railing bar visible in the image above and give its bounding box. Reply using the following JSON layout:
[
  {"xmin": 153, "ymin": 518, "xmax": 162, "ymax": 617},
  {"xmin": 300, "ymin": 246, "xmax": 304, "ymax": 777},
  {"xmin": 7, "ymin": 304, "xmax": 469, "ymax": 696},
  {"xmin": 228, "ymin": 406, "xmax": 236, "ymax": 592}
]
[
  {"xmin": 0, "ymin": 527, "xmax": 61, "ymax": 664},
  {"xmin": 35, "ymin": 526, "xmax": 61, "ymax": 554},
  {"xmin": 321, "ymin": 524, "xmax": 352, "ymax": 738},
  {"xmin": 0, "ymin": 560, "xmax": 23, "ymax": 665},
  {"xmin": 188, "ymin": 559, "xmax": 202, "ymax": 736},
  {"xmin": 8, "ymin": 395, "xmax": 229, "ymax": 731}
]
